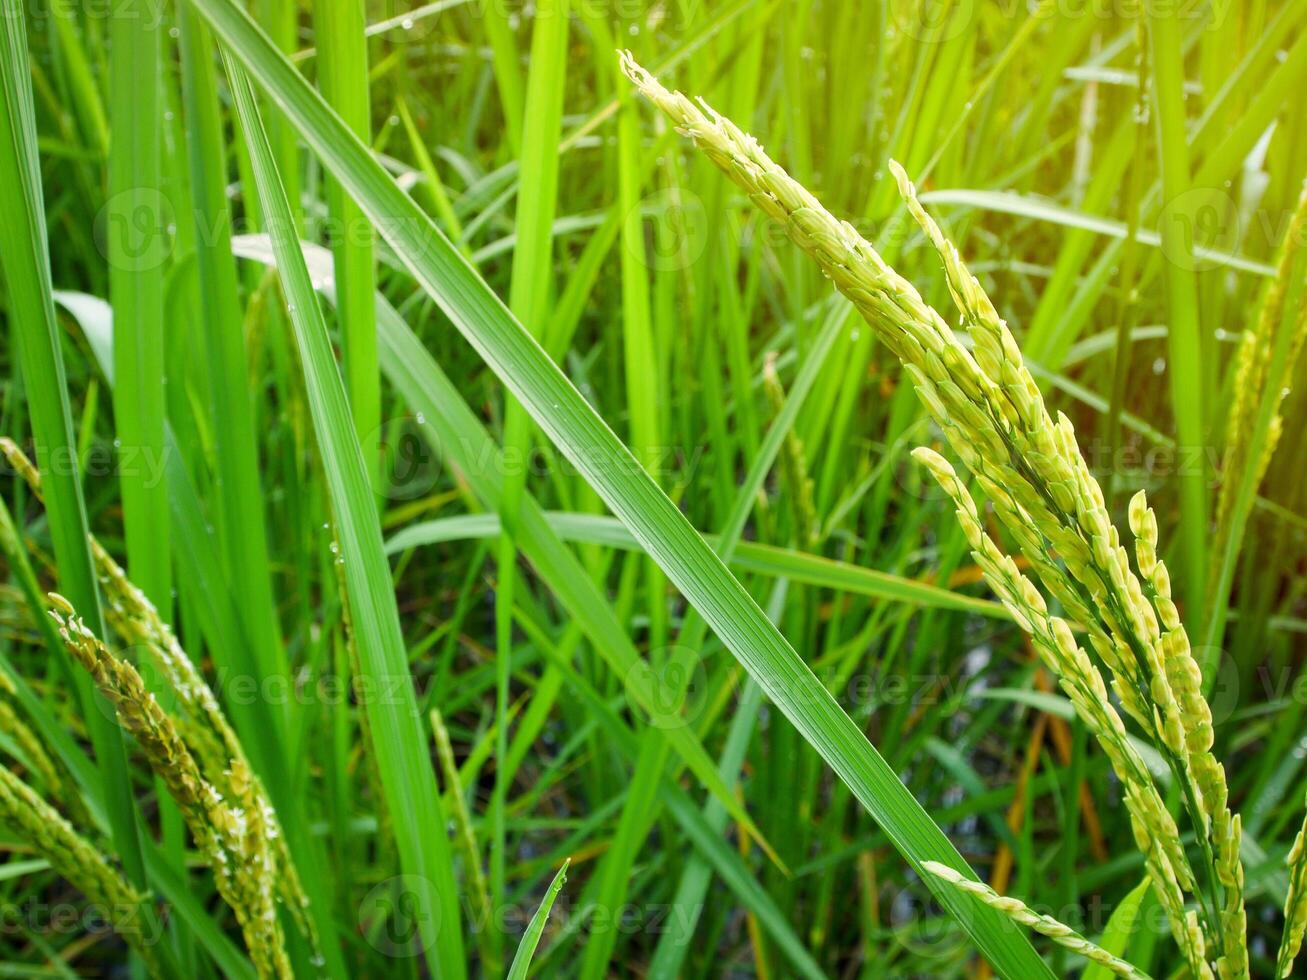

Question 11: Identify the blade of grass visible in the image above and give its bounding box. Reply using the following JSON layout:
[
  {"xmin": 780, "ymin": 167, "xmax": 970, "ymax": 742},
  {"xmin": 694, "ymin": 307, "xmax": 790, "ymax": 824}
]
[
  {"xmin": 221, "ymin": 53, "xmax": 467, "ymax": 980},
  {"xmin": 106, "ymin": 9, "xmax": 192, "ymax": 940},
  {"xmin": 193, "ymin": 5, "xmax": 1055, "ymax": 973},
  {"xmin": 1147, "ymin": 5, "xmax": 1208, "ymax": 624},
  {"xmin": 0, "ymin": 0, "xmax": 146, "ymax": 891},
  {"xmin": 506, "ymin": 859, "xmax": 569, "ymax": 980},
  {"xmin": 482, "ymin": 0, "xmax": 524, "ymax": 155},
  {"xmin": 108, "ymin": 0, "xmax": 170, "ymax": 615},
  {"xmin": 176, "ymin": 3, "xmax": 292, "ymax": 751},
  {"xmin": 312, "ymin": 0, "xmax": 380, "ymax": 475},
  {"xmin": 494, "ymin": 0, "xmax": 571, "ymax": 971},
  {"xmin": 1083, "ymin": 878, "xmax": 1151, "ymax": 980}
]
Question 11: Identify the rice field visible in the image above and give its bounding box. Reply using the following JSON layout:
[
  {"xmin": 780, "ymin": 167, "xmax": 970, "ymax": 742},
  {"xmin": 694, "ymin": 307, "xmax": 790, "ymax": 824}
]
[{"xmin": 0, "ymin": 0, "xmax": 1305, "ymax": 976}]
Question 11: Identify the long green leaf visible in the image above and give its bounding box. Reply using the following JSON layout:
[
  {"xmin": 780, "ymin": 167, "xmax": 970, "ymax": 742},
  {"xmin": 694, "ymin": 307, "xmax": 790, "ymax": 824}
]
[
  {"xmin": 228, "ymin": 232, "xmax": 777, "ymax": 857},
  {"xmin": 494, "ymin": 0, "xmax": 571, "ymax": 969},
  {"xmin": 1083, "ymin": 878, "xmax": 1151, "ymax": 980},
  {"xmin": 1147, "ymin": 6, "xmax": 1207, "ymax": 619},
  {"xmin": 221, "ymin": 54, "xmax": 466, "ymax": 980},
  {"xmin": 506, "ymin": 860, "xmax": 569, "ymax": 980},
  {"xmin": 108, "ymin": 0, "xmax": 169, "ymax": 614},
  {"xmin": 192, "ymin": 4, "xmax": 1055, "ymax": 974},
  {"xmin": 312, "ymin": 0, "xmax": 379, "ymax": 462},
  {"xmin": 0, "ymin": 0, "xmax": 146, "ymax": 891}
]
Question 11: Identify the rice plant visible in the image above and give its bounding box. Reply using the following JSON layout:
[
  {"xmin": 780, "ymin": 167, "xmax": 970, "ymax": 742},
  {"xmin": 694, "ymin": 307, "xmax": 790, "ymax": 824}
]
[{"xmin": 0, "ymin": 0, "xmax": 1305, "ymax": 977}]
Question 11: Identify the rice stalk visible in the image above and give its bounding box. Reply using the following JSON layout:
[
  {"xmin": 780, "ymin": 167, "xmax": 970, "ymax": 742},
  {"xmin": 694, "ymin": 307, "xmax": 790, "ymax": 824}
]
[
  {"xmin": 0, "ymin": 436, "xmax": 320, "ymax": 963},
  {"xmin": 621, "ymin": 52, "xmax": 1247, "ymax": 977},
  {"xmin": 48, "ymin": 596, "xmax": 293, "ymax": 980},
  {"xmin": 922, "ymin": 861, "xmax": 1150, "ymax": 980},
  {"xmin": 916, "ymin": 448, "xmax": 1207, "ymax": 977},
  {"xmin": 329, "ymin": 524, "xmax": 391, "ymax": 864},
  {"xmin": 1279, "ymin": 794, "xmax": 1307, "ymax": 978},
  {"xmin": 0, "ymin": 671, "xmax": 90, "ymax": 825},
  {"xmin": 0, "ymin": 763, "xmax": 159, "ymax": 974},
  {"xmin": 1213, "ymin": 177, "xmax": 1307, "ymax": 585},
  {"xmin": 431, "ymin": 707, "xmax": 494, "ymax": 964}
]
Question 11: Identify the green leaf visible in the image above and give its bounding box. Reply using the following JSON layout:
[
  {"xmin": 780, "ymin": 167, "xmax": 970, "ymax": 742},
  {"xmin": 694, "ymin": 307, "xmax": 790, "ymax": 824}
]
[
  {"xmin": 506, "ymin": 860, "xmax": 569, "ymax": 980},
  {"xmin": 1083, "ymin": 878, "xmax": 1151, "ymax": 980},
  {"xmin": 221, "ymin": 53, "xmax": 467, "ymax": 980},
  {"xmin": 0, "ymin": 0, "xmax": 146, "ymax": 891}
]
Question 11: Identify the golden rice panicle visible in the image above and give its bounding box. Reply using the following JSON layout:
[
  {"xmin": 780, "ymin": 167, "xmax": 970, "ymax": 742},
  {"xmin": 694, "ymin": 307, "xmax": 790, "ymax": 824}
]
[
  {"xmin": 619, "ymin": 59, "xmax": 1194, "ymax": 787},
  {"xmin": 1128, "ymin": 493, "xmax": 1221, "ymax": 811},
  {"xmin": 0, "ymin": 763, "xmax": 159, "ymax": 974},
  {"xmin": 1279, "ymin": 797, "xmax": 1307, "ymax": 978},
  {"xmin": 1215, "ymin": 812, "xmax": 1249, "ymax": 980},
  {"xmin": 888, "ymin": 164, "xmax": 1195, "ymax": 749},
  {"xmin": 884, "ymin": 167, "xmax": 1210, "ymax": 749},
  {"xmin": 623, "ymin": 57, "xmax": 1243, "ymax": 968},
  {"xmin": 911, "ymin": 450, "xmax": 1207, "ymax": 977},
  {"xmin": 1217, "ymin": 178, "xmax": 1307, "ymax": 549},
  {"xmin": 49, "ymin": 595, "xmax": 210, "ymax": 817},
  {"xmin": 886, "ymin": 160, "xmax": 1043, "ymax": 435},
  {"xmin": 1129, "ymin": 491, "xmax": 1247, "ymax": 977},
  {"xmin": 922, "ymin": 861, "xmax": 1150, "ymax": 979},
  {"xmin": 48, "ymin": 598, "xmax": 292, "ymax": 980}
]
